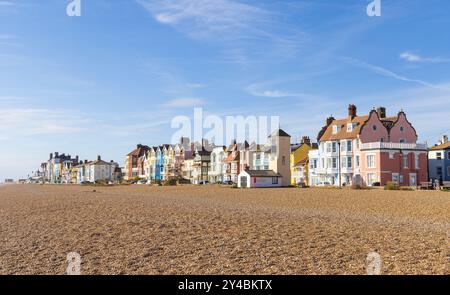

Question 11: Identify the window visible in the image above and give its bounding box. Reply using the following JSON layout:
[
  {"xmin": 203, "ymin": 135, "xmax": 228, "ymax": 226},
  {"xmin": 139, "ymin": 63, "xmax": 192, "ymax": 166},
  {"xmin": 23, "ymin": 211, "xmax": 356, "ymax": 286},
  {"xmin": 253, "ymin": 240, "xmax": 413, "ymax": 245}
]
[
  {"xmin": 356, "ymin": 139, "xmax": 360, "ymax": 149},
  {"xmin": 448, "ymin": 152, "xmax": 450, "ymax": 160},
  {"xmin": 332, "ymin": 142, "xmax": 337, "ymax": 153},
  {"xmin": 347, "ymin": 156, "xmax": 352, "ymax": 168},
  {"xmin": 326, "ymin": 143, "xmax": 332, "ymax": 153},
  {"xmin": 415, "ymin": 154, "xmax": 420, "ymax": 169},
  {"xmin": 400, "ymin": 139, "xmax": 406, "ymax": 143},
  {"xmin": 282, "ymin": 156, "xmax": 286, "ymax": 166},
  {"xmin": 327, "ymin": 158, "xmax": 332, "ymax": 168},
  {"xmin": 332, "ymin": 125, "xmax": 341, "ymax": 134},
  {"xmin": 272, "ymin": 177, "xmax": 278, "ymax": 184},
  {"xmin": 332, "ymin": 125, "xmax": 338, "ymax": 134},
  {"xmin": 355, "ymin": 155, "xmax": 360, "ymax": 168},
  {"xmin": 402, "ymin": 155, "xmax": 408, "ymax": 168},
  {"xmin": 400, "ymin": 126, "xmax": 404, "ymax": 132},
  {"xmin": 436, "ymin": 152, "xmax": 442, "ymax": 160},
  {"xmin": 367, "ymin": 173, "xmax": 376, "ymax": 186},
  {"xmin": 392, "ymin": 173, "xmax": 399, "ymax": 183},
  {"xmin": 372, "ymin": 125, "xmax": 377, "ymax": 131},
  {"xmin": 366, "ymin": 155, "xmax": 375, "ymax": 168},
  {"xmin": 347, "ymin": 140, "xmax": 352, "ymax": 152},
  {"xmin": 347, "ymin": 123, "xmax": 353, "ymax": 132},
  {"xmin": 448, "ymin": 167, "xmax": 450, "ymax": 177},
  {"xmin": 399, "ymin": 175, "xmax": 404, "ymax": 183},
  {"xmin": 332, "ymin": 158, "xmax": 337, "ymax": 169}
]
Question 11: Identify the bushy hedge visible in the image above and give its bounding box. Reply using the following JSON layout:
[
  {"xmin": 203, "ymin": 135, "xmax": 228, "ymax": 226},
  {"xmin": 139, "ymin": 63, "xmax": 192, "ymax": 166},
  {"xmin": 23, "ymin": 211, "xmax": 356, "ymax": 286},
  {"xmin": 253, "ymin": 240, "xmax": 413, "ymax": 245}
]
[
  {"xmin": 384, "ymin": 181, "xmax": 399, "ymax": 190},
  {"xmin": 163, "ymin": 179, "xmax": 177, "ymax": 186}
]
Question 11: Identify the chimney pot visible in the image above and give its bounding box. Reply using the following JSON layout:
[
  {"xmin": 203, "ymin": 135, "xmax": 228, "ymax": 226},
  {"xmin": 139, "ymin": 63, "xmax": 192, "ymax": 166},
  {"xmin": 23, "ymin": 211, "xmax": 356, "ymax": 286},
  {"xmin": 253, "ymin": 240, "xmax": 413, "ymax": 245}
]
[
  {"xmin": 301, "ymin": 136, "xmax": 311, "ymax": 145},
  {"xmin": 348, "ymin": 104, "xmax": 357, "ymax": 118},
  {"xmin": 326, "ymin": 116, "xmax": 335, "ymax": 126},
  {"xmin": 377, "ymin": 107, "xmax": 386, "ymax": 118}
]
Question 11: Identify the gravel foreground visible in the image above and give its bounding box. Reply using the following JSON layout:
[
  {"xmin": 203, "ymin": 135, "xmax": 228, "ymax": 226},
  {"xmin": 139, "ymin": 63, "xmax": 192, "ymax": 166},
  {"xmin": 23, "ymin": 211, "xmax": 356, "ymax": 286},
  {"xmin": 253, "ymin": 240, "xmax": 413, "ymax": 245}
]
[{"xmin": 0, "ymin": 184, "xmax": 448, "ymax": 275}]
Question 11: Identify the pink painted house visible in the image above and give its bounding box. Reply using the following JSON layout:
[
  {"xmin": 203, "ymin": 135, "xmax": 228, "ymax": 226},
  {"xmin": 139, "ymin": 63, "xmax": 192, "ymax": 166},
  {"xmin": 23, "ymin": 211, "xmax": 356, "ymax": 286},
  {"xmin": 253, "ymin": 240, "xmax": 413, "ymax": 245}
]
[{"xmin": 309, "ymin": 105, "xmax": 428, "ymax": 187}]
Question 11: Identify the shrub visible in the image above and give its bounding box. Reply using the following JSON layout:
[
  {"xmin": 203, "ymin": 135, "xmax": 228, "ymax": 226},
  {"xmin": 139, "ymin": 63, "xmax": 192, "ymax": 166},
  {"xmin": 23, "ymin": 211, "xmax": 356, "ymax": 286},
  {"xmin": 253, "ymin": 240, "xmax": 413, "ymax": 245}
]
[
  {"xmin": 163, "ymin": 179, "xmax": 177, "ymax": 186},
  {"xmin": 384, "ymin": 181, "xmax": 399, "ymax": 190}
]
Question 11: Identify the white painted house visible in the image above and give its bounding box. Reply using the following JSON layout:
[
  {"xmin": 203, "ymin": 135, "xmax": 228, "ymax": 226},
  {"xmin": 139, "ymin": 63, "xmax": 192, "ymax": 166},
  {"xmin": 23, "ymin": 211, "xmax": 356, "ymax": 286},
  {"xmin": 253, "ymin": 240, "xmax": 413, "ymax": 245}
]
[
  {"xmin": 238, "ymin": 129, "xmax": 291, "ymax": 188},
  {"xmin": 77, "ymin": 156, "xmax": 119, "ymax": 183},
  {"xmin": 238, "ymin": 170, "xmax": 282, "ymax": 188}
]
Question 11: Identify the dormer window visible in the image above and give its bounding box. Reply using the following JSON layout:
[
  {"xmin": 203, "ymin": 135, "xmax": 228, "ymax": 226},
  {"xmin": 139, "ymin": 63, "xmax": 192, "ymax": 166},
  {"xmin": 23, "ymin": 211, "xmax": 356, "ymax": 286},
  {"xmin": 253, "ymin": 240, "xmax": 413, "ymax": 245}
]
[
  {"xmin": 347, "ymin": 123, "xmax": 353, "ymax": 132},
  {"xmin": 332, "ymin": 125, "xmax": 341, "ymax": 134}
]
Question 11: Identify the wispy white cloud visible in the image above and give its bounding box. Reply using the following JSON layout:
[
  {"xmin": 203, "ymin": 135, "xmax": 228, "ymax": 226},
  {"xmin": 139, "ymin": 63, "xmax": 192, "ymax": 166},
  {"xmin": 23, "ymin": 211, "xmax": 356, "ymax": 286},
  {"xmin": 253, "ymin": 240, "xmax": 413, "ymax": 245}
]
[
  {"xmin": 400, "ymin": 51, "xmax": 449, "ymax": 63},
  {"xmin": 0, "ymin": 108, "xmax": 89, "ymax": 140},
  {"xmin": 0, "ymin": 1, "xmax": 15, "ymax": 6},
  {"xmin": 186, "ymin": 83, "xmax": 207, "ymax": 89},
  {"xmin": 137, "ymin": 0, "xmax": 305, "ymax": 64},
  {"xmin": 164, "ymin": 97, "xmax": 204, "ymax": 108},
  {"xmin": 137, "ymin": 0, "xmax": 269, "ymax": 39},
  {"xmin": 246, "ymin": 84, "xmax": 299, "ymax": 98},
  {"xmin": 342, "ymin": 57, "xmax": 447, "ymax": 90}
]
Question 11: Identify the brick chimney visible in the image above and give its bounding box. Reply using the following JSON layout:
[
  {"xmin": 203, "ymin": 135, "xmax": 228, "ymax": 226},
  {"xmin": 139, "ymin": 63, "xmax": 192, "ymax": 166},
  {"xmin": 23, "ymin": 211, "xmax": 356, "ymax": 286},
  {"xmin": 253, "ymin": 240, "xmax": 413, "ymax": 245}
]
[
  {"xmin": 301, "ymin": 136, "xmax": 311, "ymax": 145},
  {"xmin": 97, "ymin": 155, "xmax": 101, "ymax": 161},
  {"xmin": 348, "ymin": 104, "xmax": 357, "ymax": 119},
  {"xmin": 377, "ymin": 107, "xmax": 386, "ymax": 118},
  {"xmin": 326, "ymin": 116, "xmax": 335, "ymax": 126},
  {"xmin": 50, "ymin": 153, "xmax": 53, "ymax": 160}
]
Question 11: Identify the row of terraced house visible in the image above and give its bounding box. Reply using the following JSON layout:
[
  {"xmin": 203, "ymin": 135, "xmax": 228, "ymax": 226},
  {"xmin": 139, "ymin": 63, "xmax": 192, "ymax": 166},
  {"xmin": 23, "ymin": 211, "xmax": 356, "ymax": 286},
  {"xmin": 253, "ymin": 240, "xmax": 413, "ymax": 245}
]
[
  {"xmin": 34, "ymin": 153, "xmax": 122, "ymax": 184},
  {"xmin": 123, "ymin": 129, "xmax": 294, "ymax": 188},
  {"xmin": 123, "ymin": 105, "xmax": 449, "ymax": 188}
]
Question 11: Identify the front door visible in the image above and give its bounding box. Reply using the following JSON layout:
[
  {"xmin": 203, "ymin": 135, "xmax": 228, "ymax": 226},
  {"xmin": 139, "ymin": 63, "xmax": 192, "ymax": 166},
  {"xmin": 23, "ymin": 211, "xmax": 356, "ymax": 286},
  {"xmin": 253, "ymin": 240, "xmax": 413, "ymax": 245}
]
[
  {"xmin": 409, "ymin": 173, "xmax": 417, "ymax": 186},
  {"xmin": 240, "ymin": 176, "xmax": 248, "ymax": 188}
]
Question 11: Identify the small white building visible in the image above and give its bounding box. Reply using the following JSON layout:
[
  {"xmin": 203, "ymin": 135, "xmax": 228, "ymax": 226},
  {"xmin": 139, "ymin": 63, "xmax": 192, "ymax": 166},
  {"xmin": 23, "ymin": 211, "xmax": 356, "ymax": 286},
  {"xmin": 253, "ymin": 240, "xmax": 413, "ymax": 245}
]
[
  {"xmin": 77, "ymin": 156, "xmax": 119, "ymax": 183},
  {"xmin": 238, "ymin": 170, "xmax": 282, "ymax": 188}
]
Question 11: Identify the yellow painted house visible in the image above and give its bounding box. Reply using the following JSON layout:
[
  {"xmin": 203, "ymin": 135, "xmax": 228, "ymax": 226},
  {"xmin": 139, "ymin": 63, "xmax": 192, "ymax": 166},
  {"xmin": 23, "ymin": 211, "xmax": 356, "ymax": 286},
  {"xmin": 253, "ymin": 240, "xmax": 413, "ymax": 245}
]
[{"xmin": 290, "ymin": 136, "xmax": 317, "ymax": 186}]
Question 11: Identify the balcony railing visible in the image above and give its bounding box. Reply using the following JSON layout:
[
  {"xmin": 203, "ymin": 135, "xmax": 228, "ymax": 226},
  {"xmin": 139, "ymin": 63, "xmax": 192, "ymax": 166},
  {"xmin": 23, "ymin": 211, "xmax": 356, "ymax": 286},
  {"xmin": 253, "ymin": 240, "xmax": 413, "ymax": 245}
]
[{"xmin": 361, "ymin": 142, "xmax": 427, "ymax": 151}]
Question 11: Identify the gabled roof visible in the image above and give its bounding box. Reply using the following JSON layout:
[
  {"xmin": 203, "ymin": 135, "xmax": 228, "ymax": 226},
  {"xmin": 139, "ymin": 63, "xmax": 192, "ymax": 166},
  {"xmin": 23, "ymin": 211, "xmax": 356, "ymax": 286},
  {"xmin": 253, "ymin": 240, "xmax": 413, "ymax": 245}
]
[
  {"xmin": 431, "ymin": 141, "xmax": 450, "ymax": 150},
  {"xmin": 127, "ymin": 144, "xmax": 150, "ymax": 157},
  {"xmin": 318, "ymin": 110, "xmax": 398, "ymax": 142},
  {"xmin": 244, "ymin": 170, "xmax": 281, "ymax": 177}
]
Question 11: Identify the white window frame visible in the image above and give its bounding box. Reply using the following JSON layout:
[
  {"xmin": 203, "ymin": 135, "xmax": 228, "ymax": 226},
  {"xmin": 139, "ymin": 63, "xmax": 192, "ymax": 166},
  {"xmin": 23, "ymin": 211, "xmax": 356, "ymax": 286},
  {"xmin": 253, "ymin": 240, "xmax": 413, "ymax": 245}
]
[
  {"xmin": 347, "ymin": 123, "xmax": 353, "ymax": 132},
  {"xmin": 367, "ymin": 173, "xmax": 376, "ymax": 186},
  {"xmin": 366, "ymin": 154, "xmax": 376, "ymax": 168},
  {"xmin": 392, "ymin": 173, "xmax": 399, "ymax": 183},
  {"xmin": 402, "ymin": 155, "xmax": 408, "ymax": 169},
  {"xmin": 332, "ymin": 125, "xmax": 338, "ymax": 134}
]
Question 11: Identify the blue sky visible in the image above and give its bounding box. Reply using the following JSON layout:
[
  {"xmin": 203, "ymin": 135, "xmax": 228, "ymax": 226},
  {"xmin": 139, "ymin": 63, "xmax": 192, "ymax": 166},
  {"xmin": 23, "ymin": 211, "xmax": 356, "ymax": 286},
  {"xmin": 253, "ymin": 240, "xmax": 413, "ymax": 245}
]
[{"xmin": 1, "ymin": 0, "xmax": 449, "ymax": 180}]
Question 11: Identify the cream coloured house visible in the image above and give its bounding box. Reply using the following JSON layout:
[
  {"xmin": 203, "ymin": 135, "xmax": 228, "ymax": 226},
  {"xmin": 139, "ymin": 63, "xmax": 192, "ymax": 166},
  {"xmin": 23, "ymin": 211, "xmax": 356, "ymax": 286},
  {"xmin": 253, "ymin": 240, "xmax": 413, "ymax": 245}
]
[{"xmin": 238, "ymin": 129, "xmax": 291, "ymax": 188}]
